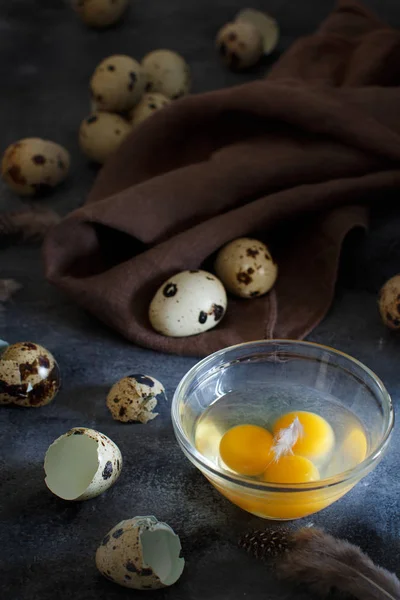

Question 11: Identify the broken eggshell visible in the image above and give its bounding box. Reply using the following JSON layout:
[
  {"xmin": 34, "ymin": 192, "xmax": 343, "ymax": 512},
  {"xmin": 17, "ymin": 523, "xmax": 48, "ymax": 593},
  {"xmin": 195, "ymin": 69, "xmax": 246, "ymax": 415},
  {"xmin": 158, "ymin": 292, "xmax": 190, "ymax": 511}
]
[
  {"xmin": 142, "ymin": 50, "xmax": 190, "ymax": 99},
  {"xmin": 44, "ymin": 427, "xmax": 122, "ymax": 501},
  {"xmin": 96, "ymin": 516, "xmax": 185, "ymax": 589},
  {"xmin": 0, "ymin": 341, "xmax": 60, "ymax": 406},
  {"xmin": 106, "ymin": 374, "xmax": 166, "ymax": 424},
  {"xmin": 149, "ymin": 270, "xmax": 227, "ymax": 337},
  {"xmin": 235, "ymin": 8, "xmax": 279, "ymax": 55},
  {"xmin": 216, "ymin": 21, "xmax": 263, "ymax": 70}
]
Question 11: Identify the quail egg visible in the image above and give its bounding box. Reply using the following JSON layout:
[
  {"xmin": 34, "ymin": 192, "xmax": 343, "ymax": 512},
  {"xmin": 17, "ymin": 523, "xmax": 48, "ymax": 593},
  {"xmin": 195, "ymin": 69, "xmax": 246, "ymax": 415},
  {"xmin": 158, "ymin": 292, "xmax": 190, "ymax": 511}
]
[
  {"xmin": 79, "ymin": 112, "xmax": 132, "ymax": 164},
  {"xmin": 235, "ymin": 8, "xmax": 279, "ymax": 55},
  {"xmin": 96, "ymin": 516, "xmax": 185, "ymax": 589},
  {"xmin": 379, "ymin": 274, "xmax": 400, "ymax": 330},
  {"xmin": 142, "ymin": 50, "xmax": 190, "ymax": 99},
  {"xmin": 216, "ymin": 21, "xmax": 263, "ymax": 70},
  {"xmin": 214, "ymin": 238, "xmax": 278, "ymax": 298},
  {"xmin": 1, "ymin": 138, "xmax": 70, "ymax": 196},
  {"xmin": 149, "ymin": 270, "xmax": 227, "ymax": 337},
  {"xmin": 130, "ymin": 93, "xmax": 170, "ymax": 128},
  {"xmin": 0, "ymin": 342, "xmax": 60, "ymax": 407},
  {"xmin": 71, "ymin": 0, "xmax": 128, "ymax": 28},
  {"xmin": 90, "ymin": 55, "xmax": 146, "ymax": 112},
  {"xmin": 44, "ymin": 427, "xmax": 122, "ymax": 501},
  {"xmin": 107, "ymin": 374, "xmax": 166, "ymax": 423}
]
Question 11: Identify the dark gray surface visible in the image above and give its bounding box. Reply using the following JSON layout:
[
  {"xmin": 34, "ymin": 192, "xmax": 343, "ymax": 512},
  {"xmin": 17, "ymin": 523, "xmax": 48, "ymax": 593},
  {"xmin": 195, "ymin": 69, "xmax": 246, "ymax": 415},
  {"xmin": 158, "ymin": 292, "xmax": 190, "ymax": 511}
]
[{"xmin": 1, "ymin": 1, "xmax": 400, "ymax": 599}]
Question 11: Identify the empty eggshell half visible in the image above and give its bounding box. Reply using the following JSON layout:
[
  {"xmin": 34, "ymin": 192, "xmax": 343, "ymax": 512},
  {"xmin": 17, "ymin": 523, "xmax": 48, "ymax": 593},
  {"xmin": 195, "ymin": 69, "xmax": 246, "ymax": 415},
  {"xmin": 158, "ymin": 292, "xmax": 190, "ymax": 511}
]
[
  {"xmin": 44, "ymin": 427, "xmax": 122, "ymax": 501},
  {"xmin": 149, "ymin": 270, "xmax": 227, "ymax": 337},
  {"xmin": 235, "ymin": 8, "xmax": 279, "ymax": 55},
  {"xmin": 96, "ymin": 516, "xmax": 185, "ymax": 589}
]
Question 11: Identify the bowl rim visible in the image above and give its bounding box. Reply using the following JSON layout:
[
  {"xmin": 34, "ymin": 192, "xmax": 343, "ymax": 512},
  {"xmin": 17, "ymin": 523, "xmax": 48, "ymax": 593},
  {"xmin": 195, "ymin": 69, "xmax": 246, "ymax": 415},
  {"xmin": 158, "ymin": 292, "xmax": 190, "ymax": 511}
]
[{"xmin": 171, "ymin": 339, "xmax": 394, "ymax": 492}]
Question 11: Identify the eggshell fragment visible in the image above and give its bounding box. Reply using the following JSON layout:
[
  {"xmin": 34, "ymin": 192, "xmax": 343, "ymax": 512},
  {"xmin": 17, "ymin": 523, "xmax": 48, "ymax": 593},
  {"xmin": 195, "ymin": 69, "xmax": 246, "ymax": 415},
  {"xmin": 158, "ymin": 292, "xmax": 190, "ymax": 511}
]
[
  {"xmin": 142, "ymin": 50, "xmax": 190, "ymax": 99},
  {"xmin": 71, "ymin": 0, "xmax": 128, "ymax": 28},
  {"xmin": 1, "ymin": 138, "xmax": 70, "ymax": 196},
  {"xmin": 130, "ymin": 93, "xmax": 170, "ymax": 128},
  {"xmin": 44, "ymin": 427, "xmax": 122, "ymax": 501},
  {"xmin": 90, "ymin": 55, "xmax": 146, "ymax": 112},
  {"xmin": 0, "ymin": 342, "xmax": 60, "ymax": 407},
  {"xmin": 379, "ymin": 274, "xmax": 400, "ymax": 330},
  {"xmin": 149, "ymin": 270, "xmax": 227, "ymax": 337},
  {"xmin": 107, "ymin": 374, "xmax": 166, "ymax": 423},
  {"xmin": 235, "ymin": 8, "xmax": 279, "ymax": 55},
  {"xmin": 79, "ymin": 112, "xmax": 132, "ymax": 164},
  {"xmin": 216, "ymin": 22, "xmax": 263, "ymax": 70},
  {"xmin": 214, "ymin": 238, "xmax": 278, "ymax": 298},
  {"xmin": 96, "ymin": 516, "xmax": 184, "ymax": 589}
]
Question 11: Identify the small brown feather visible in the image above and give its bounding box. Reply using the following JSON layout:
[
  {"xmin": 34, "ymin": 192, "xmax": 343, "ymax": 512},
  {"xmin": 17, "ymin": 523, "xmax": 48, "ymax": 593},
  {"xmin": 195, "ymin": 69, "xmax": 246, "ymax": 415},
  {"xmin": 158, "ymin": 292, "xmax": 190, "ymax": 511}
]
[
  {"xmin": 0, "ymin": 279, "xmax": 22, "ymax": 303},
  {"xmin": 240, "ymin": 526, "xmax": 400, "ymax": 600},
  {"xmin": 0, "ymin": 208, "xmax": 60, "ymax": 244}
]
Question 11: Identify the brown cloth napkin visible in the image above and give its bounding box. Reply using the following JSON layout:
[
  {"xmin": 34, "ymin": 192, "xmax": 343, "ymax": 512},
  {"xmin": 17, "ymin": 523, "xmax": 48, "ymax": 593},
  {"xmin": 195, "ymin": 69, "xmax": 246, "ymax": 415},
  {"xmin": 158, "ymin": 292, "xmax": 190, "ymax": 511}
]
[{"xmin": 43, "ymin": 0, "xmax": 400, "ymax": 357}]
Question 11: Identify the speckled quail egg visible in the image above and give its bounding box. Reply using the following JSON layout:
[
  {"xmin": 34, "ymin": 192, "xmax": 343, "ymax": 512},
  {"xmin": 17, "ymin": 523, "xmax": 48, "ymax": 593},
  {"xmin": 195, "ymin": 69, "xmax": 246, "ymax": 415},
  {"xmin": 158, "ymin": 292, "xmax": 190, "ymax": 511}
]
[
  {"xmin": 79, "ymin": 112, "xmax": 132, "ymax": 164},
  {"xmin": 214, "ymin": 238, "xmax": 278, "ymax": 298},
  {"xmin": 96, "ymin": 516, "xmax": 184, "ymax": 589},
  {"xmin": 44, "ymin": 427, "xmax": 122, "ymax": 501},
  {"xmin": 216, "ymin": 21, "xmax": 264, "ymax": 70},
  {"xmin": 379, "ymin": 274, "xmax": 400, "ymax": 330},
  {"xmin": 107, "ymin": 374, "xmax": 166, "ymax": 423},
  {"xmin": 235, "ymin": 8, "xmax": 279, "ymax": 55},
  {"xmin": 71, "ymin": 0, "xmax": 128, "ymax": 28},
  {"xmin": 149, "ymin": 270, "xmax": 227, "ymax": 337},
  {"xmin": 130, "ymin": 93, "xmax": 171, "ymax": 128},
  {"xmin": 90, "ymin": 55, "xmax": 145, "ymax": 112},
  {"xmin": 142, "ymin": 50, "xmax": 190, "ymax": 99},
  {"xmin": 1, "ymin": 138, "xmax": 70, "ymax": 196},
  {"xmin": 0, "ymin": 342, "xmax": 60, "ymax": 407}
]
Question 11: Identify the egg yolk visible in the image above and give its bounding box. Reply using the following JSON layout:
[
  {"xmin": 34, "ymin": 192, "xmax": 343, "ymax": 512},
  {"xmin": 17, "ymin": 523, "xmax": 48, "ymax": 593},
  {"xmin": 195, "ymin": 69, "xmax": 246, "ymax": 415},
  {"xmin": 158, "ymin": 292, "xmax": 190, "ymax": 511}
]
[
  {"xmin": 273, "ymin": 411, "xmax": 334, "ymax": 459},
  {"xmin": 219, "ymin": 424, "xmax": 274, "ymax": 476},
  {"xmin": 263, "ymin": 455, "xmax": 320, "ymax": 484}
]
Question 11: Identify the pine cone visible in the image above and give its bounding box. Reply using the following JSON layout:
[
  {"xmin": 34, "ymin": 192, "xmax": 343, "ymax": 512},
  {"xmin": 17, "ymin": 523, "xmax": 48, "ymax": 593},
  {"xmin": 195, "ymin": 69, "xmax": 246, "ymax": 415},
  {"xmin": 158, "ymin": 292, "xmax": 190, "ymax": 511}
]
[{"xmin": 239, "ymin": 528, "xmax": 292, "ymax": 560}]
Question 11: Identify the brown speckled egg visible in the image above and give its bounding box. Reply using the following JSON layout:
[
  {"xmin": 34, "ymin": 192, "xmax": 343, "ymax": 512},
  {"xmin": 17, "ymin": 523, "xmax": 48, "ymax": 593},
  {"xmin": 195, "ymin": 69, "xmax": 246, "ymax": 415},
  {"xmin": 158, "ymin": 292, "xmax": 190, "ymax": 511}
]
[
  {"xmin": 0, "ymin": 342, "xmax": 60, "ymax": 407},
  {"xmin": 106, "ymin": 374, "xmax": 166, "ymax": 424},
  {"xmin": 142, "ymin": 50, "xmax": 190, "ymax": 99},
  {"xmin": 44, "ymin": 427, "xmax": 122, "ymax": 500},
  {"xmin": 235, "ymin": 8, "xmax": 279, "ymax": 55},
  {"xmin": 214, "ymin": 238, "xmax": 278, "ymax": 298},
  {"xmin": 79, "ymin": 112, "xmax": 132, "ymax": 164},
  {"xmin": 216, "ymin": 22, "xmax": 263, "ymax": 70},
  {"xmin": 379, "ymin": 275, "xmax": 400, "ymax": 330},
  {"xmin": 1, "ymin": 138, "xmax": 70, "ymax": 196},
  {"xmin": 130, "ymin": 93, "xmax": 170, "ymax": 128},
  {"xmin": 96, "ymin": 516, "xmax": 184, "ymax": 589},
  {"xmin": 71, "ymin": 0, "xmax": 128, "ymax": 28},
  {"xmin": 90, "ymin": 55, "xmax": 145, "ymax": 112}
]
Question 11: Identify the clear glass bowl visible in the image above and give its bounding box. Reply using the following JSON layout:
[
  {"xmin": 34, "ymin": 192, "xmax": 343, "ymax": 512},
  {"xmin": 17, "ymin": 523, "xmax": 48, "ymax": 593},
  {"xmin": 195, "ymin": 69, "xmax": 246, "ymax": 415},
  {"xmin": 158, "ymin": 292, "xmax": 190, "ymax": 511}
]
[{"xmin": 171, "ymin": 340, "xmax": 394, "ymax": 520}]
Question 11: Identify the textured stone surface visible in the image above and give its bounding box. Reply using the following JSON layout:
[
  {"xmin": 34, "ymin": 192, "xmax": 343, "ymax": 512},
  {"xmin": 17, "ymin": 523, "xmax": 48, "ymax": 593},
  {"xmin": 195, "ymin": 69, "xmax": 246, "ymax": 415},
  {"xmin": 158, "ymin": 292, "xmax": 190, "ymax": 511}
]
[{"xmin": 1, "ymin": 1, "xmax": 400, "ymax": 598}]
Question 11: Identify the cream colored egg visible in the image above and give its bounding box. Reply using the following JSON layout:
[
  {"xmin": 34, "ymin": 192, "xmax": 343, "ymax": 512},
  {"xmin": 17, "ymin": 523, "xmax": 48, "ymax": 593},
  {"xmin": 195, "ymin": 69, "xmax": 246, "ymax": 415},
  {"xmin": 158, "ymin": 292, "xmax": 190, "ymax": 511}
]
[
  {"xmin": 130, "ymin": 93, "xmax": 170, "ymax": 128},
  {"xmin": 106, "ymin": 374, "xmax": 166, "ymax": 423},
  {"xmin": 71, "ymin": 0, "xmax": 128, "ymax": 28},
  {"xmin": 0, "ymin": 342, "xmax": 60, "ymax": 407},
  {"xmin": 216, "ymin": 22, "xmax": 263, "ymax": 70},
  {"xmin": 378, "ymin": 274, "xmax": 400, "ymax": 330},
  {"xmin": 142, "ymin": 50, "xmax": 190, "ymax": 99},
  {"xmin": 90, "ymin": 55, "xmax": 146, "ymax": 112},
  {"xmin": 44, "ymin": 427, "xmax": 122, "ymax": 501},
  {"xmin": 96, "ymin": 516, "xmax": 184, "ymax": 589},
  {"xmin": 235, "ymin": 8, "xmax": 279, "ymax": 55},
  {"xmin": 149, "ymin": 270, "xmax": 227, "ymax": 337},
  {"xmin": 79, "ymin": 112, "xmax": 132, "ymax": 164},
  {"xmin": 215, "ymin": 238, "xmax": 277, "ymax": 298},
  {"xmin": 1, "ymin": 138, "xmax": 70, "ymax": 196}
]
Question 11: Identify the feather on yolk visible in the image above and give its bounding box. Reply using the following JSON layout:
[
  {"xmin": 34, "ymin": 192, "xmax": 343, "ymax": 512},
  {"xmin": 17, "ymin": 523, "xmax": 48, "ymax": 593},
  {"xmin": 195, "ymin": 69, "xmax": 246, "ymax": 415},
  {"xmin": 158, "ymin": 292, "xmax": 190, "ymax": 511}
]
[
  {"xmin": 219, "ymin": 424, "xmax": 274, "ymax": 476},
  {"xmin": 273, "ymin": 411, "xmax": 334, "ymax": 459},
  {"xmin": 263, "ymin": 455, "xmax": 320, "ymax": 484}
]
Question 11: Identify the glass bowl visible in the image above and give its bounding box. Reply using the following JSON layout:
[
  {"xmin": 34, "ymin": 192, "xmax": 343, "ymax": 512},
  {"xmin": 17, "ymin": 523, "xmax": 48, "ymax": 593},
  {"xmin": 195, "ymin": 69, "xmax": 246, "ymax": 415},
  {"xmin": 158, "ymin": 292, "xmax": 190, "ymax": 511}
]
[{"xmin": 171, "ymin": 340, "xmax": 394, "ymax": 520}]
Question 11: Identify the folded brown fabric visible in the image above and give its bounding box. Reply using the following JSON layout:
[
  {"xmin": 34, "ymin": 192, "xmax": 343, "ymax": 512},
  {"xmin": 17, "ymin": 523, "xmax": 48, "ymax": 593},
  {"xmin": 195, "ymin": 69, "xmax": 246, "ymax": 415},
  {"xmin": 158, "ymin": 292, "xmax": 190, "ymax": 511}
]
[{"xmin": 43, "ymin": 0, "xmax": 400, "ymax": 356}]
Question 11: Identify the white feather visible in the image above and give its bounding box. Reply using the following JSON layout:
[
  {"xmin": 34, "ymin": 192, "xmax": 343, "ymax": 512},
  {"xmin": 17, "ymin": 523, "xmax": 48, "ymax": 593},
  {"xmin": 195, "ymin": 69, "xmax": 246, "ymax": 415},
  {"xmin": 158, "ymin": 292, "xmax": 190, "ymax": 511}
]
[{"xmin": 272, "ymin": 416, "xmax": 304, "ymax": 461}]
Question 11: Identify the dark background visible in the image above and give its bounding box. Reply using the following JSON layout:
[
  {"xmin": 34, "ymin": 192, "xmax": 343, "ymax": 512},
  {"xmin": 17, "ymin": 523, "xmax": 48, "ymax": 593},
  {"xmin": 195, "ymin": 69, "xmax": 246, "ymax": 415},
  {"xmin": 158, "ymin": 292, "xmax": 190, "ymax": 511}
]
[{"xmin": 1, "ymin": 1, "xmax": 400, "ymax": 599}]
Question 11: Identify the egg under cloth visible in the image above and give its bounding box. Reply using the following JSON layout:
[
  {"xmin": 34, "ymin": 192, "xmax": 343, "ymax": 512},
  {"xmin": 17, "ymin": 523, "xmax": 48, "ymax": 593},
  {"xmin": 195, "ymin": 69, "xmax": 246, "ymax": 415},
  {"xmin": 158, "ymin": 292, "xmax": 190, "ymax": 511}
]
[{"xmin": 43, "ymin": 1, "xmax": 400, "ymax": 356}]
